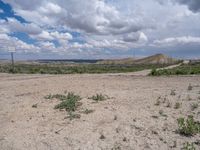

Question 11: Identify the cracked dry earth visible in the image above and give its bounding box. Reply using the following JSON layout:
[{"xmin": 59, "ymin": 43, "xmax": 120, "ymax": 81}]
[{"xmin": 0, "ymin": 73, "xmax": 200, "ymax": 150}]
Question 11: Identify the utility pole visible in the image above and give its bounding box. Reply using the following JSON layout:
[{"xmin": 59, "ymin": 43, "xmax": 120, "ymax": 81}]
[
  {"xmin": 8, "ymin": 46, "xmax": 16, "ymax": 73},
  {"xmin": 11, "ymin": 52, "xmax": 14, "ymax": 71}
]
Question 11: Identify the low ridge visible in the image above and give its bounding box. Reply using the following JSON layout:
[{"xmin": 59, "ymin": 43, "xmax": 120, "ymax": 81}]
[{"xmin": 97, "ymin": 54, "xmax": 179, "ymax": 65}]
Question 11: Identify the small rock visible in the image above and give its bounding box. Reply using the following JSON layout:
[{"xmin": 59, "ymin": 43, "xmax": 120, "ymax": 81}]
[
  {"xmin": 152, "ymin": 130, "xmax": 158, "ymax": 135},
  {"xmin": 32, "ymin": 104, "xmax": 37, "ymax": 108},
  {"xmin": 116, "ymin": 128, "xmax": 120, "ymax": 133},
  {"xmin": 100, "ymin": 134, "xmax": 106, "ymax": 140},
  {"xmin": 123, "ymin": 137, "xmax": 127, "ymax": 142}
]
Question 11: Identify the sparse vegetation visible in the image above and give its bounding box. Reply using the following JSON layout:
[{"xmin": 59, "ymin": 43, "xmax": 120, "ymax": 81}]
[
  {"xmin": 177, "ymin": 116, "xmax": 200, "ymax": 136},
  {"xmin": 149, "ymin": 63, "xmax": 200, "ymax": 76},
  {"xmin": 0, "ymin": 63, "xmax": 167, "ymax": 74},
  {"xmin": 150, "ymin": 68, "xmax": 157, "ymax": 76},
  {"xmin": 89, "ymin": 93, "xmax": 108, "ymax": 102},
  {"xmin": 182, "ymin": 142, "xmax": 196, "ymax": 150},
  {"xmin": 46, "ymin": 92, "xmax": 82, "ymax": 120}
]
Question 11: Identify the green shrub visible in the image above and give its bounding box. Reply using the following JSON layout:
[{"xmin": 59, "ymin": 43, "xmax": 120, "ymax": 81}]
[
  {"xmin": 53, "ymin": 92, "xmax": 82, "ymax": 112},
  {"xmin": 177, "ymin": 116, "xmax": 200, "ymax": 136},
  {"xmin": 39, "ymin": 69, "xmax": 46, "ymax": 74},
  {"xmin": 150, "ymin": 69, "xmax": 157, "ymax": 76}
]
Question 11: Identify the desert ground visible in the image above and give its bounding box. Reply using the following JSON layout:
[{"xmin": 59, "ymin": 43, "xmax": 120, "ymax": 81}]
[{"xmin": 0, "ymin": 72, "xmax": 200, "ymax": 150}]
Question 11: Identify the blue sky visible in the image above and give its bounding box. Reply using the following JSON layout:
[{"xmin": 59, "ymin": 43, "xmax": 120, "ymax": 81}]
[{"xmin": 0, "ymin": 0, "xmax": 200, "ymax": 60}]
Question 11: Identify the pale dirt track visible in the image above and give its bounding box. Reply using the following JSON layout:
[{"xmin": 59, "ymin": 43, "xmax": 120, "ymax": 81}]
[{"xmin": 0, "ymin": 73, "xmax": 200, "ymax": 150}]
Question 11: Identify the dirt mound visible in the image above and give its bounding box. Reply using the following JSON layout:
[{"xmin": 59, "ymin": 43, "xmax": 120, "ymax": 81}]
[{"xmin": 134, "ymin": 54, "xmax": 178, "ymax": 64}]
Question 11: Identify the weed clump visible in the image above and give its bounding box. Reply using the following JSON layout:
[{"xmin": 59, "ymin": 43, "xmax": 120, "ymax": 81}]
[
  {"xmin": 47, "ymin": 92, "xmax": 82, "ymax": 120},
  {"xmin": 177, "ymin": 116, "xmax": 200, "ymax": 136},
  {"xmin": 150, "ymin": 69, "xmax": 158, "ymax": 76},
  {"xmin": 54, "ymin": 92, "xmax": 81, "ymax": 111}
]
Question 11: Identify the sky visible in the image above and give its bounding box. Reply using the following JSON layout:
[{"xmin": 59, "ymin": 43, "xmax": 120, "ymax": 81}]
[{"xmin": 0, "ymin": 0, "xmax": 200, "ymax": 60}]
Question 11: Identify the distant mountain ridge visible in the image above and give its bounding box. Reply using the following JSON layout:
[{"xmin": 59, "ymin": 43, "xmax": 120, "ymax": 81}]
[{"xmin": 97, "ymin": 54, "xmax": 180, "ymax": 65}]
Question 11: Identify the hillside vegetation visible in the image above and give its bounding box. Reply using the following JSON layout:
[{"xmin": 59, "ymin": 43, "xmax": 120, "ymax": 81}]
[
  {"xmin": 150, "ymin": 63, "xmax": 200, "ymax": 76},
  {"xmin": 0, "ymin": 63, "xmax": 167, "ymax": 74}
]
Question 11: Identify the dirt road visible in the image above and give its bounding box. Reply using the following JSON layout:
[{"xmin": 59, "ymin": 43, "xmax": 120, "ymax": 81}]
[{"xmin": 0, "ymin": 73, "xmax": 200, "ymax": 150}]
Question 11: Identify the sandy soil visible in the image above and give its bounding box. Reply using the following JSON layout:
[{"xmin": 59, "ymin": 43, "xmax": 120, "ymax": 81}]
[{"xmin": 0, "ymin": 73, "xmax": 200, "ymax": 150}]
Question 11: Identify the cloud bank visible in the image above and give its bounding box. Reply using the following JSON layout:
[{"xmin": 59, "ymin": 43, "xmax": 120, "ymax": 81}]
[{"xmin": 0, "ymin": 0, "xmax": 199, "ymax": 59}]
